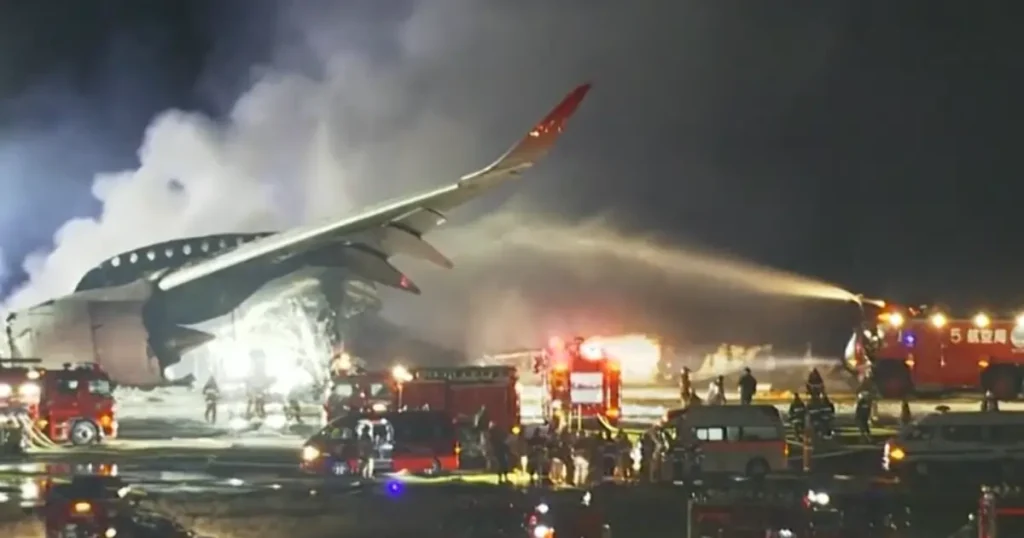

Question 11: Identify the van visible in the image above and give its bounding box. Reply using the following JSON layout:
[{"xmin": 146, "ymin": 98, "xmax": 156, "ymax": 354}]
[
  {"xmin": 670, "ymin": 405, "xmax": 788, "ymax": 476},
  {"xmin": 883, "ymin": 410, "xmax": 1024, "ymax": 479}
]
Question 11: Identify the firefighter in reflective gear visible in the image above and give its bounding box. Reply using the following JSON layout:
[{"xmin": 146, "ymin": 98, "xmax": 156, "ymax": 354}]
[
  {"xmin": 679, "ymin": 367, "xmax": 692, "ymax": 405},
  {"xmin": 705, "ymin": 376, "xmax": 726, "ymax": 406},
  {"xmin": 983, "ymin": 390, "xmax": 1000, "ymax": 412},
  {"xmin": 285, "ymin": 387, "xmax": 303, "ymax": 425},
  {"xmin": 738, "ymin": 367, "xmax": 757, "ymax": 405},
  {"xmin": 808, "ymin": 393, "xmax": 833, "ymax": 438},
  {"xmin": 202, "ymin": 377, "xmax": 220, "ymax": 424},
  {"xmin": 854, "ymin": 392, "xmax": 873, "ymax": 442},
  {"xmin": 357, "ymin": 426, "xmax": 375, "ymax": 478},
  {"xmin": 1, "ymin": 417, "xmax": 24, "ymax": 455},
  {"xmin": 787, "ymin": 394, "xmax": 807, "ymax": 437},
  {"xmin": 806, "ymin": 368, "xmax": 825, "ymax": 399}
]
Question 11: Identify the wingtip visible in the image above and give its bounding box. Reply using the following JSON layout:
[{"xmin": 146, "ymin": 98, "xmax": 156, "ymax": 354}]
[{"xmin": 540, "ymin": 82, "xmax": 592, "ymax": 129}]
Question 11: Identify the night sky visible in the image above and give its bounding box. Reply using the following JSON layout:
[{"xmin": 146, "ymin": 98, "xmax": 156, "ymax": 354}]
[{"xmin": 0, "ymin": 1, "xmax": 1020, "ymax": 354}]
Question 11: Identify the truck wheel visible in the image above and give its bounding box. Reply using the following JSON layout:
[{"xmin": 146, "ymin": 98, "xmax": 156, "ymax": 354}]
[
  {"xmin": 988, "ymin": 369, "xmax": 1020, "ymax": 400},
  {"xmin": 70, "ymin": 420, "xmax": 99, "ymax": 446},
  {"xmin": 745, "ymin": 458, "xmax": 769, "ymax": 477}
]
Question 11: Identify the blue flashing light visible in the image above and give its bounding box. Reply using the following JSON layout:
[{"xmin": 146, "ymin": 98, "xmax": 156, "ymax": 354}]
[
  {"xmin": 902, "ymin": 333, "xmax": 916, "ymax": 347},
  {"xmin": 385, "ymin": 480, "xmax": 403, "ymax": 497}
]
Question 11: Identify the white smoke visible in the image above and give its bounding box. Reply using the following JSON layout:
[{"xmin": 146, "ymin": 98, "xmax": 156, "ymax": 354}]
[{"xmin": 2, "ymin": 3, "xmax": 848, "ymax": 356}]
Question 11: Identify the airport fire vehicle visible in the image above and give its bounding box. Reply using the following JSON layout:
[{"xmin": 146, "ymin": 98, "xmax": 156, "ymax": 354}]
[
  {"xmin": 535, "ymin": 336, "xmax": 622, "ymax": 428},
  {"xmin": 971, "ymin": 484, "xmax": 1024, "ymax": 538},
  {"xmin": 325, "ymin": 365, "xmax": 520, "ymax": 432},
  {"xmin": 0, "ymin": 359, "xmax": 117, "ymax": 446},
  {"xmin": 687, "ymin": 476, "xmax": 844, "ymax": 538},
  {"xmin": 846, "ymin": 303, "xmax": 1024, "ymax": 399}
]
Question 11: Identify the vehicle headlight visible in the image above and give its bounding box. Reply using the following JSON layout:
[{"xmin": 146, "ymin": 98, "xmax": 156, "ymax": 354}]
[
  {"xmin": 533, "ymin": 524, "xmax": 554, "ymax": 538},
  {"xmin": 0, "ymin": 384, "xmax": 11, "ymax": 397},
  {"xmin": 301, "ymin": 445, "xmax": 321, "ymax": 462},
  {"xmin": 806, "ymin": 490, "xmax": 830, "ymax": 506},
  {"xmin": 18, "ymin": 383, "xmax": 40, "ymax": 398},
  {"xmin": 104, "ymin": 528, "xmax": 118, "ymax": 538}
]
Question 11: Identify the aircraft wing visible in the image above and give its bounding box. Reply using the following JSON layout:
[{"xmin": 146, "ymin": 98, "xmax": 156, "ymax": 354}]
[{"xmin": 156, "ymin": 83, "xmax": 592, "ymax": 293}]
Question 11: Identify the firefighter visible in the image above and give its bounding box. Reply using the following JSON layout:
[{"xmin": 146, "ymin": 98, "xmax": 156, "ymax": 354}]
[
  {"xmin": 738, "ymin": 367, "xmax": 757, "ymax": 405},
  {"xmin": 614, "ymin": 430, "xmax": 633, "ymax": 481},
  {"xmin": 806, "ymin": 367, "xmax": 825, "ymax": 399},
  {"xmin": 787, "ymin": 394, "xmax": 807, "ymax": 437},
  {"xmin": 982, "ymin": 390, "xmax": 1000, "ymax": 412},
  {"xmin": 854, "ymin": 391, "xmax": 873, "ymax": 443},
  {"xmin": 679, "ymin": 367, "xmax": 692, "ymax": 405},
  {"xmin": 357, "ymin": 426, "xmax": 375, "ymax": 479},
  {"xmin": 489, "ymin": 422, "xmax": 511, "ymax": 484},
  {"xmin": 705, "ymin": 376, "xmax": 726, "ymax": 405},
  {"xmin": 899, "ymin": 398, "xmax": 913, "ymax": 427},
  {"xmin": 807, "ymin": 393, "xmax": 832, "ymax": 438},
  {"xmin": 1, "ymin": 417, "xmax": 24, "ymax": 455},
  {"xmin": 639, "ymin": 429, "xmax": 656, "ymax": 483},
  {"xmin": 202, "ymin": 377, "xmax": 220, "ymax": 424},
  {"xmin": 285, "ymin": 387, "xmax": 303, "ymax": 425}
]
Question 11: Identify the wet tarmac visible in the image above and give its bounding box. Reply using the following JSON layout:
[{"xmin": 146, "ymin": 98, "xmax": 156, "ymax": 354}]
[{"xmin": 0, "ymin": 388, "xmax": 1008, "ymax": 536}]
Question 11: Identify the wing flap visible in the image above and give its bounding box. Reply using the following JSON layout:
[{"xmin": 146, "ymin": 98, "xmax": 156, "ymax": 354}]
[
  {"xmin": 378, "ymin": 224, "xmax": 453, "ymax": 269},
  {"xmin": 157, "ymin": 83, "xmax": 591, "ymax": 292},
  {"xmin": 341, "ymin": 245, "xmax": 420, "ymax": 294}
]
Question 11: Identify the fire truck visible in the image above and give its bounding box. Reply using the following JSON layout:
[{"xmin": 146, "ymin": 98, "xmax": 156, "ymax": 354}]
[
  {"xmin": 324, "ymin": 365, "xmax": 521, "ymax": 432},
  {"xmin": 536, "ymin": 336, "xmax": 622, "ymax": 428},
  {"xmin": 0, "ymin": 358, "xmax": 117, "ymax": 446},
  {"xmin": 846, "ymin": 303, "xmax": 1024, "ymax": 399},
  {"xmin": 972, "ymin": 484, "xmax": 1024, "ymax": 537}
]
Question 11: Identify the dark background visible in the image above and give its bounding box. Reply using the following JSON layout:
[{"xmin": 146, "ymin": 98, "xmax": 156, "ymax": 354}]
[{"xmin": 1, "ymin": 1, "xmax": 1020, "ymax": 356}]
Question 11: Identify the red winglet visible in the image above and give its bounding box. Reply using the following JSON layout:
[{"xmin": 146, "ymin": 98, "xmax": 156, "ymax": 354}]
[{"xmin": 461, "ymin": 83, "xmax": 592, "ymax": 182}]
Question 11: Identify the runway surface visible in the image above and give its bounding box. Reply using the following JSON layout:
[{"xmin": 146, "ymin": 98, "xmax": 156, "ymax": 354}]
[{"xmin": 0, "ymin": 385, "xmax": 1005, "ymax": 536}]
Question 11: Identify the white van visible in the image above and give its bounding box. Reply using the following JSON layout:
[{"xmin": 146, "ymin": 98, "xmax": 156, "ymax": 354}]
[
  {"xmin": 884, "ymin": 410, "xmax": 1024, "ymax": 478},
  {"xmin": 670, "ymin": 405, "xmax": 788, "ymax": 476}
]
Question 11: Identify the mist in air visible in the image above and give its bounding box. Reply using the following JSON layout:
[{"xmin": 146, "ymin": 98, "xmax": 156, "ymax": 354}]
[{"xmin": 0, "ymin": 3, "xmax": 856, "ymax": 355}]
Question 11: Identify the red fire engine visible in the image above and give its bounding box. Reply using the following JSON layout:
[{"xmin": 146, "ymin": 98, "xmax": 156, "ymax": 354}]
[
  {"xmin": 976, "ymin": 485, "xmax": 1024, "ymax": 537},
  {"xmin": 847, "ymin": 303, "xmax": 1024, "ymax": 399},
  {"xmin": 325, "ymin": 365, "xmax": 521, "ymax": 432},
  {"xmin": 537, "ymin": 336, "xmax": 622, "ymax": 428},
  {"xmin": 0, "ymin": 359, "xmax": 117, "ymax": 445}
]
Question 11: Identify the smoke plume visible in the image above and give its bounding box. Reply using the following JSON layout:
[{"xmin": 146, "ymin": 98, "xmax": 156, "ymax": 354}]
[{"xmin": 1, "ymin": 2, "xmax": 851, "ymax": 354}]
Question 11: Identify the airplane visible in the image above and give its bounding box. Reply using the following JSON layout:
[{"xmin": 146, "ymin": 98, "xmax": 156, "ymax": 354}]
[{"xmin": 1, "ymin": 83, "xmax": 592, "ymax": 388}]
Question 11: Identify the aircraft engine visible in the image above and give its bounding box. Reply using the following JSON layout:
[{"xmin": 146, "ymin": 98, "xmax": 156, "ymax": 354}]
[{"xmin": 4, "ymin": 280, "xmax": 213, "ymax": 387}]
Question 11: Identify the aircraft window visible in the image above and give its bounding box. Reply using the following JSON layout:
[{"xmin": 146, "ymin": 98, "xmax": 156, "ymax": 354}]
[
  {"xmin": 237, "ymin": 237, "xmax": 244, "ymax": 245},
  {"xmin": 129, "ymin": 253, "xmax": 138, "ymax": 263},
  {"xmin": 182, "ymin": 244, "xmax": 192, "ymax": 256},
  {"xmin": 164, "ymin": 247, "xmax": 174, "ymax": 258},
  {"xmin": 219, "ymin": 239, "xmax": 226, "ymax": 248},
  {"xmin": 110, "ymin": 256, "xmax": 121, "ymax": 267},
  {"xmin": 201, "ymin": 242, "xmax": 209, "ymax": 252},
  {"xmin": 146, "ymin": 250, "xmax": 156, "ymax": 261}
]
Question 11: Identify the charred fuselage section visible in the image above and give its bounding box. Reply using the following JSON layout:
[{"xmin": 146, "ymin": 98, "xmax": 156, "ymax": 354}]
[{"xmin": 6, "ymin": 232, "xmax": 403, "ymax": 386}]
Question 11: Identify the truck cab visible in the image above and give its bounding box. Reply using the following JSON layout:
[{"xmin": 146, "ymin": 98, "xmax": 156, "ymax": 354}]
[
  {"xmin": 850, "ymin": 305, "xmax": 1024, "ymax": 399},
  {"xmin": 542, "ymin": 336, "xmax": 622, "ymax": 429},
  {"xmin": 1, "ymin": 359, "xmax": 116, "ymax": 446}
]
